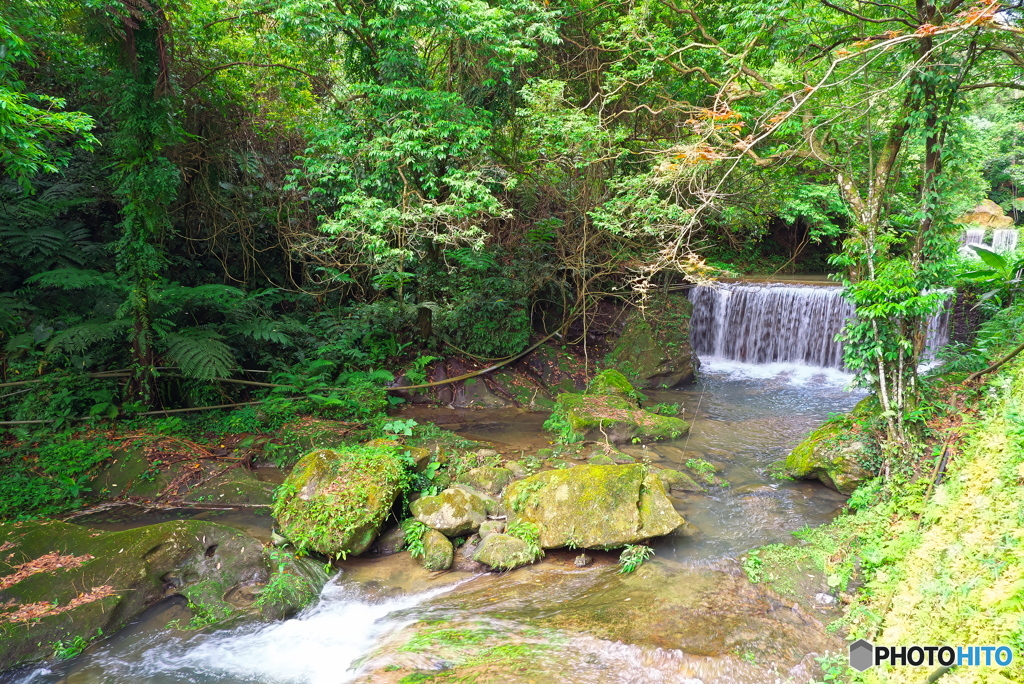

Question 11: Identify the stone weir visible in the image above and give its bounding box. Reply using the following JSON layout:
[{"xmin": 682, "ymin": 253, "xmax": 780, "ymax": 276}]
[{"xmin": 688, "ymin": 282, "xmax": 951, "ymax": 369}]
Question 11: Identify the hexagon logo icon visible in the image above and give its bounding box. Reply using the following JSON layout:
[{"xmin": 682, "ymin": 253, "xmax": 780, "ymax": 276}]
[{"xmin": 849, "ymin": 639, "xmax": 875, "ymax": 671}]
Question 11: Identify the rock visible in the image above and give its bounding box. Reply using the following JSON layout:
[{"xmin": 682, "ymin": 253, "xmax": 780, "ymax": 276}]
[
  {"xmin": 587, "ymin": 369, "xmax": 646, "ymax": 402},
  {"xmin": 549, "ymin": 392, "xmax": 689, "ymax": 444},
  {"xmin": 587, "ymin": 453, "xmax": 616, "ymax": 466},
  {"xmin": 574, "ymin": 552, "xmax": 592, "ymax": 567},
  {"xmin": 604, "ymin": 293, "xmax": 699, "ymax": 388},
  {"xmin": 957, "ymin": 199, "xmax": 1014, "ymax": 228},
  {"xmin": 183, "ymin": 466, "xmax": 277, "ymax": 506},
  {"xmin": 420, "ymin": 530, "xmax": 454, "ymax": 571},
  {"xmin": 476, "ymin": 448, "xmax": 499, "ymax": 459},
  {"xmin": 371, "ymin": 525, "xmax": 407, "ymax": 555},
  {"xmin": 453, "ymin": 534, "xmax": 486, "ymax": 572},
  {"xmin": 411, "ymin": 487, "xmax": 489, "ymax": 536},
  {"xmin": 503, "ymin": 464, "xmax": 687, "ymax": 549},
  {"xmin": 472, "ymin": 533, "xmax": 541, "ymax": 570},
  {"xmin": 784, "ymin": 398, "xmax": 878, "ymax": 494},
  {"xmin": 611, "ymin": 452, "xmax": 636, "ymax": 465},
  {"xmin": 456, "ymin": 466, "xmax": 515, "ymax": 495},
  {"xmin": 504, "ymin": 460, "xmax": 529, "ymax": 478},
  {"xmin": 478, "ymin": 520, "xmax": 506, "ymax": 539},
  {"xmin": 0, "ymin": 519, "xmax": 278, "ymax": 668},
  {"xmin": 657, "ymin": 468, "xmax": 705, "ymax": 493},
  {"xmin": 273, "ymin": 445, "xmax": 408, "ymax": 557}
]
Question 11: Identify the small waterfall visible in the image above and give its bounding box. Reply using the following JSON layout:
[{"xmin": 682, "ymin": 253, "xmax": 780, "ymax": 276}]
[
  {"xmin": 961, "ymin": 228, "xmax": 987, "ymax": 247},
  {"xmin": 689, "ymin": 282, "xmax": 951, "ymax": 370},
  {"xmin": 992, "ymin": 229, "xmax": 1019, "ymax": 254}
]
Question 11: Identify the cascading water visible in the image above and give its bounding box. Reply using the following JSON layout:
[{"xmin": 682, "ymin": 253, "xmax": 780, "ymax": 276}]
[
  {"xmin": 688, "ymin": 282, "xmax": 951, "ymax": 373},
  {"xmin": 992, "ymin": 228, "xmax": 1019, "ymax": 254},
  {"xmin": 961, "ymin": 228, "xmax": 987, "ymax": 247}
]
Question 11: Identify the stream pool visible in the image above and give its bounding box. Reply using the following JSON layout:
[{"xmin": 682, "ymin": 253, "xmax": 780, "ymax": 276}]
[{"xmin": 8, "ymin": 361, "xmax": 864, "ymax": 684}]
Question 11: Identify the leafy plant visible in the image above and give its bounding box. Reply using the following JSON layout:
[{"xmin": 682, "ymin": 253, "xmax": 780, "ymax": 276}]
[
  {"xmin": 618, "ymin": 544, "xmax": 654, "ymax": 574},
  {"xmin": 961, "ymin": 245, "xmax": 1024, "ymax": 309},
  {"xmin": 402, "ymin": 519, "xmax": 430, "ymax": 559}
]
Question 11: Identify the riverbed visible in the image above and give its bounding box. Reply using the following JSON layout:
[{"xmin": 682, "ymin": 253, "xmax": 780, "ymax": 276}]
[{"xmin": 8, "ymin": 362, "xmax": 864, "ymax": 684}]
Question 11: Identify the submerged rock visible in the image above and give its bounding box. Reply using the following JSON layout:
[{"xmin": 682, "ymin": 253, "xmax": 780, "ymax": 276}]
[
  {"xmin": 420, "ymin": 530, "xmax": 454, "ymax": 571},
  {"xmin": 784, "ymin": 398, "xmax": 878, "ymax": 494},
  {"xmin": 656, "ymin": 468, "xmax": 705, "ymax": 493},
  {"xmin": 410, "ymin": 486, "xmax": 489, "ymax": 536},
  {"xmin": 273, "ymin": 445, "xmax": 408, "ymax": 557},
  {"xmin": 472, "ymin": 533, "xmax": 541, "ymax": 570},
  {"xmin": 503, "ymin": 464, "xmax": 687, "ymax": 549},
  {"xmin": 0, "ymin": 519, "xmax": 277, "ymax": 668},
  {"xmin": 604, "ymin": 293, "xmax": 699, "ymax": 388}
]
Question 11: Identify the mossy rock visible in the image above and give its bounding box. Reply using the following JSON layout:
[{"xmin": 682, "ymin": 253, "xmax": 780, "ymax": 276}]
[
  {"xmin": 0, "ymin": 519, "xmax": 271, "ymax": 668},
  {"xmin": 456, "ymin": 466, "xmax": 515, "ymax": 496},
  {"xmin": 551, "ymin": 392, "xmax": 689, "ymax": 444},
  {"xmin": 657, "ymin": 468, "xmax": 705, "ymax": 493},
  {"xmin": 587, "ymin": 453, "xmax": 616, "ymax": 466},
  {"xmin": 472, "ymin": 533, "xmax": 542, "ymax": 570},
  {"xmin": 503, "ymin": 464, "xmax": 687, "ymax": 549},
  {"xmin": 183, "ymin": 467, "xmax": 276, "ymax": 506},
  {"xmin": 410, "ymin": 486, "xmax": 489, "ymax": 536},
  {"xmin": 587, "ymin": 369, "xmax": 646, "ymax": 402},
  {"xmin": 420, "ymin": 530, "xmax": 454, "ymax": 571},
  {"xmin": 784, "ymin": 398, "xmax": 879, "ymax": 494},
  {"xmin": 272, "ymin": 445, "xmax": 408, "ymax": 557},
  {"xmin": 604, "ymin": 293, "xmax": 699, "ymax": 388}
]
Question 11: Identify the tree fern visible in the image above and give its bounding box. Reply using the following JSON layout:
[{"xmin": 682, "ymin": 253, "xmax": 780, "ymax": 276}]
[
  {"xmin": 226, "ymin": 318, "xmax": 293, "ymax": 346},
  {"xmin": 162, "ymin": 330, "xmax": 236, "ymax": 380}
]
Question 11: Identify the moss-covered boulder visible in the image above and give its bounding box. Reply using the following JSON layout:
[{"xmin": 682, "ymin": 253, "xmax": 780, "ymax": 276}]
[
  {"xmin": 605, "ymin": 293, "xmax": 699, "ymax": 388},
  {"xmin": 784, "ymin": 399, "xmax": 878, "ymax": 494},
  {"xmin": 420, "ymin": 530, "xmax": 454, "ymax": 571},
  {"xmin": 410, "ymin": 486, "xmax": 489, "ymax": 536},
  {"xmin": 472, "ymin": 533, "xmax": 541, "ymax": 570},
  {"xmin": 587, "ymin": 369, "xmax": 646, "ymax": 402},
  {"xmin": 456, "ymin": 466, "xmax": 515, "ymax": 496},
  {"xmin": 0, "ymin": 519, "xmax": 274, "ymax": 668},
  {"xmin": 503, "ymin": 464, "xmax": 687, "ymax": 549},
  {"xmin": 272, "ymin": 445, "xmax": 408, "ymax": 557},
  {"xmin": 549, "ymin": 392, "xmax": 689, "ymax": 444},
  {"xmin": 183, "ymin": 466, "xmax": 276, "ymax": 506}
]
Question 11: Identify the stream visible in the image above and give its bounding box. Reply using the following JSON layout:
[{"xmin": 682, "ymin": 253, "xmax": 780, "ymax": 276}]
[{"xmin": 10, "ymin": 359, "xmax": 865, "ymax": 684}]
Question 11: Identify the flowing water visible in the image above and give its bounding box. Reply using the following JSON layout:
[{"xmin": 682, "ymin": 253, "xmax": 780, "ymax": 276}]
[
  {"xmin": 8, "ymin": 281, "xmax": 905, "ymax": 684},
  {"xmin": 992, "ymin": 228, "xmax": 1019, "ymax": 254}
]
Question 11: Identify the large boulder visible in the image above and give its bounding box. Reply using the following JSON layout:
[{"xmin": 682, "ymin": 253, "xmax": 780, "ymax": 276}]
[
  {"xmin": 784, "ymin": 398, "xmax": 878, "ymax": 494},
  {"xmin": 0, "ymin": 519, "xmax": 277, "ymax": 668},
  {"xmin": 548, "ymin": 392, "xmax": 689, "ymax": 444},
  {"xmin": 503, "ymin": 464, "xmax": 687, "ymax": 549},
  {"xmin": 273, "ymin": 445, "xmax": 408, "ymax": 557},
  {"xmin": 410, "ymin": 486, "xmax": 489, "ymax": 536},
  {"xmin": 605, "ymin": 293, "xmax": 700, "ymax": 388}
]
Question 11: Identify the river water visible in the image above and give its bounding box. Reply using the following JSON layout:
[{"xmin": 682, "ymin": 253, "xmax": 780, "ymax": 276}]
[{"xmin": 9, "ymin": 359, "xmax": 865, "ymax": 684}]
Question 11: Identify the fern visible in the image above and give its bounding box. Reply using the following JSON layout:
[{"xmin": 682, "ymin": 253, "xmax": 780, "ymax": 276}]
[
  {"xmin": 226, "ymin": 318, "xmax": 293, "ymax": 345},
  {"xmin": 27, "ymin": 268, "xmax": 119, "ymax": 291},
  {"xmin": 45, "ymin": 320, "xmax": 127, "ymax": 355},
  {"xmin": 162, "ymin": 331, "xmax": 236, "ymax": 380}
]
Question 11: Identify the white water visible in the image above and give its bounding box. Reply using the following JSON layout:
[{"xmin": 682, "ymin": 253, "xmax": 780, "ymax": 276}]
[
  {"xmin": 961, "ymin": 228, "xmax": 987, "ymax": 247},
  {"xmin": 689, "ymin": 282, "xmax": 951, "ymax": 376},
  {"xmin": 15, "ymin": 580, "xmax": 463, "ymax": 684},
  {"xmin": 992, "ymin": 228, "xmax": 1019, "ymax": 254}
]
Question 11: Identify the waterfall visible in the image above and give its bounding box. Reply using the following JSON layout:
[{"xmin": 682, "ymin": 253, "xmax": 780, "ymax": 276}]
[
  {"xmin": 689, "ymin": 282, "xmax": 951, "ymax": 370},
  {"xmin": 992, "ymin": 229, "xmax": 1019, "ymax": 254},
  {"xmin": 961, "ymin": 228, "xmax": 987, "ymax": 247}
]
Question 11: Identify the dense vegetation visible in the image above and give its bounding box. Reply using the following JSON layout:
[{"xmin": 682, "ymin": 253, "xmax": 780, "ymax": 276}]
[{"xmin": 2, "ymin": 0, "xmax": 1024, "ymax": 681}]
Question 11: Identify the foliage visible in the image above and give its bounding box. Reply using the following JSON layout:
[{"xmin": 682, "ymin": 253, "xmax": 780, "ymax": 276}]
[
  {"xmin": 402, "ymin": 519, "xmax": 430, "ymax": 559},
  {"xmin": 505, "ymin": 520, "xmax": 542, "ymax": 558},
  {"xmin": 617, "ymin": 544, "xmax": 654, "ymax": 574},
  {"xmin": 961, "ymin": 245, "xmax": 1024, "ymax": 309}
]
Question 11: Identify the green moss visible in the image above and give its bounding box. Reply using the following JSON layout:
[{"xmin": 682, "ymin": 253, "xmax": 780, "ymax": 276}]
[
  {"xmin": 587, "ymin": 369, "xmax": 646, "ymax": 402},
  {"xmin": 545, "ymin": 392, "xmax": 689, "ymax": 444}
]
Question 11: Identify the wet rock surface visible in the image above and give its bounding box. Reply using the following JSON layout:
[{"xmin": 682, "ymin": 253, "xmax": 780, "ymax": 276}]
[
  {"xmin": 350, "ymin": 552, "xmax": 839, "ymax": 683},
  {"xmin": 411, "ymin": 486, "xmax": 489, "ymax": 536}
]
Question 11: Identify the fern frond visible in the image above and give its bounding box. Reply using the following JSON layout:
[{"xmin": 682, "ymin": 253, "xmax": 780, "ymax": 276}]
[
  {"xmin": 155, "ymin": 283, "xmax": 245, "ymax": 310},
  {"xmin": 45, "ymin": 320, "xmax": 126, "ymax": 355},
  {"xmin": 162, "ymin": 330, "xmax": 236, "ymax": 380},
  {"xmin": 225, "ymin": 318, "xmax": 293, "ymax": 346},
  {"xmin": 27, "ymin": 268, "xmax": 119, "ymax": 291}
]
